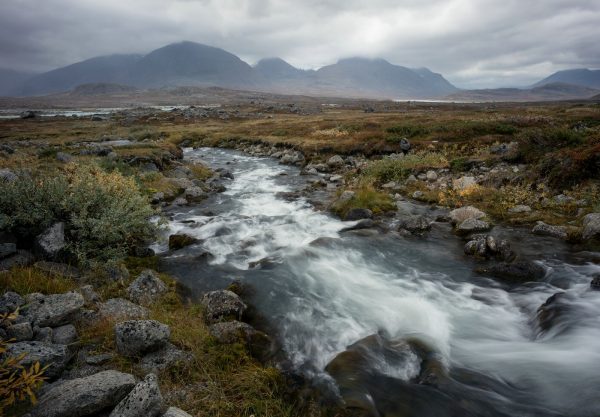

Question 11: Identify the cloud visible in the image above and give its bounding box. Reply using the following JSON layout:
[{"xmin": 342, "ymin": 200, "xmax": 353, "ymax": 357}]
[{"xmin": 0, "ymin": 0, "xmax": 598, "ymax": 87}]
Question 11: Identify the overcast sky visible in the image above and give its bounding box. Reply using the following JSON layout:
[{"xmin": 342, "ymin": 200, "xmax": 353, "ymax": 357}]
[{"xmin": 1, "ymin": 0, "xmax": 598, "ymax": 88}]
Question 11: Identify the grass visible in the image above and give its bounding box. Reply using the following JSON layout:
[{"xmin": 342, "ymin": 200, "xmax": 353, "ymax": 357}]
[
  {"xmin": 331, "ymin": 184, "xmax": 396, "ymax": 218},
  {"xmin": 362, "ymin": 152, "xmax": 449, "ymax": 184},
  {"xmin": 0, "ymin": 267, "xmax": 77, "ymax": 295}
]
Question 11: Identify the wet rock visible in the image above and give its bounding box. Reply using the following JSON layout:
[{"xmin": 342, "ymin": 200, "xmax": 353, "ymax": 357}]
[
  {"xmin": 184, "ymin": 186, "xmax": 205, "ymax": 202},
  {"xmin": 34, "ymin": 261, "xmax": 81, "ymax": 279},
  {"xmin": 448, "ymin": 206, "xmax": 486, "ymax": 226},
  {"xmin": 478, "ymin": 260, "xmax": 545, "ymax": 283},
  {"xmin": 456, "ymin": 218, "xmax": 491, "ymax": 234},
  {"xmin": 452, "ymin": 176, "xmax": 476, "ymax": 191},
  {"xmin": 508, "ymin": 205, "xmax": 532, "ymax": 214},
  {"xmin": 114, "ymin": 320, "xmax": 170, "ymax": 357},
  {"xmin": 109, "ymin": 373, "xmax": 163, "ymax": 417},
  {"xmin": 24, "ymin": 292, "xmax": 84, "ymax": 327},
  {"xmin": 0, "ymin": 168, "xmax": 18, "ymax": 182},
  {"xmin": 582, "ymin": 213, "xmax": 600, "ymax": 240},
  {"xmin": 35, "ymin": 222, "xmax": 66, "ymax": 259},
  {"xmin": 591, "ymin": 274, "xmax": 600, "ymax": 290},
  {"xmin": 536, "ymin": 292, "xmax": 575, "ymax": 335},
  {"xmin": 0, "ymin": 242, "xmax": 17, "ymax": 259},
  {"xmin": 6, "ymin": 321, "xmax": 33, "ymax": 341},
  {"xmin": 464, "ymin": 235, "xmax": 514, "ymax": 261},
  {"xmin": 140, "ymin": 343, "xmax": 193, "ymax": 374},
  {"xmin": 344, "ymin": 208, "xmax": 373, "ymax": 221},
  {"xmin": 163, "ymin": 407, "xmax": 193, "ymax": 417},
  {"xmin": 398, "ymin": 215, "xmax": 433, "ymax": 233},
  {"xmin": 340, "ymin": 219, "xmax": 375, "ymax": 232},
  {"xmin": 52, "ymin": 324, "xmax": 78, "ymax": 345},
  {"xmin": 99, "ymin": 298, "xmax": 149, "ymax": 321},
  {"xmin": 30, "ymin": 370, "xmax": 136, "ymax": 417},
  {"xmin": 4, "ymin": 341, "xmax": 72, "ymax": 379},
  {"xmin": 532, "ymin": 221, "xmax": 568, "ymax": 240},
  {"xmin": 327, "ymin": 155, "xmax": 344, "ymax": 168},
  {"xmin": 127, "ymin": 270, "xmax": 167, "ymax": 306},
  {"xmin": 200, "ymin": 290, "xmax": 247, "ymax": 324},
  {"xmin": 0, "ymin": 291, "xmax": 24, "ymax": 314},
  {"xmin": 0, "ymin": 249, "xmax": 35, "ymax": 270},
  {"xmin": 168, "ymin": 233, "xmax": 198, "ymax": 250}
]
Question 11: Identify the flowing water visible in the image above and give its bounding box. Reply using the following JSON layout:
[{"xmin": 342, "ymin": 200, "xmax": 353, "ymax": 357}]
[{"xmin": 158, "ymin": 147, "xmax": 600, "ymax": 417}]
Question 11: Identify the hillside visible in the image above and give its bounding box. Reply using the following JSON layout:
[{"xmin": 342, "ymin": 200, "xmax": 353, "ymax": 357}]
[
  {"xmin": 533, "ymin": 68, "xmax": 600, "ymax": 89},
  {"xmin": 444, "ymin": 82, "xmax": 599, "ymax": 102}
]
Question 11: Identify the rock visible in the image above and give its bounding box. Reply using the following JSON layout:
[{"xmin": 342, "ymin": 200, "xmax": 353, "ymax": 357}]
[
  {"xmin": 79, "ymin": 285, "xmax": 101, "ymax": 305},
  {"xmin": 200, "ymin": 290, "xmax": 247, "ymax": 324},
  {"xmin": 140, "ymin": 162, "xmax": 159, "ymax": 173},
  {"xmin": 184, "ymin": 186, "xmax": 205, "ymax": 201},
  {"xmin": 163, "ymin": 407, "xmax": 193, "ymax": 417},
  {"xmin": 209, "ymin": 321, "xmax": 256, "ymax": 344},
  {"xmin": 582, "ymin": 213, "xmax": 600, "ymax": 240},
  {"xmin": 340, "ymin": 219, "xmax": 375, "ymax": 232},
  {"xmin": 127, "ymin": 270, "xmax": 168, "ymax": 306},
  {"xmin": 114, "ymin": 320, "xmax": 170, "ymax": 357},
  {"xmin": 0, "ymin": 291, "xmax": 24, "ymax": 314},
  {"xmin": 0, "ymin": 249, "xmax": 35, "ymax": 270},
  {"xmin": 329, "ymin": 174, "xmax": 343, "ymax": 183},
  {"xmin": 464, "ymin": 235, "xmax": 514, "ymax": 261},
  {"xmin": 456, "ymin": 218, "xmax": 491, "ymax": 234},
  {"xmin": 398, "ymin": 215, "xmax": 433, "ymax": 233},
  {"xmin": 327, "ymin": 155, "xmax": 344, "ymax": 168},
  {"xmin": 344, "ymin": 208, "xmax": 373, "ymax": 221},
  {"xmin": 30, "ymin": 370, "xmax": 136, "ymax": 417},
  {"xmin": 478, "ymin": 260, "xmax": 545, "ymax": 283},
  {"xmin": 99, "ymin": 298, "xmax": 149, "ymax": 320},
  {"xmin": 426, "ymin": 170, "xmax": 438, "ymax": 182},
  {"xmin": 6, "ymin": 321, "xmax": 33, "ymax": 341},
  {"xmin": 109, "ymin": 373, "xmax": 163, "ymax": 417},
  {"xmin": 151, "ymin": 192, "xmax": 165, "ymax": 204},
  {"xmin": 86, "ymin": 353, "xmax": 115, "ymax": 366},
  {"xmin": 4, "ymin": 341, "xmax": 72, "ymax": 379},
  {"xmin": 0, "ymin": 242, "xmax": 17, "ymax": 259},
  {"xmin": 55, "ymin": 152, "xmax": 73, "ymax": 163},
  {"xmin": 532, "ymin": 221, "xmax": 568, "ymax": 240},
  {"xmin": 448, "ymin": 206, "xmax": 486, "ymax": 225},
  {"xmin": 406, "ymin": 174, "xmax": 417, "ymax": 183},
  {"xmin": 52, "ymin": 324, "xmax": 78, "ymax": 345},
  {"xmin": 453, "ymin": 176, "xmax": 477, "ymax": 191},
  {"xmin": 0, "ymin": 168, "xmax": 18, "ymax": 182},
  {"xmin": 337, "ymin": 190, "xmax": 355, "ymax": 202},
  {"xmin": 20, "ymin": 110, "xmax": 36, "ymax": 119},
  {"xmin": 536, "ymin": 292, "xmax": 575, "ymax": 335},
  {"xmin": 400, "ymin": 138, "xmax": 411, "ymax": 154},
  {"xmin": 590, "ymin": 274, "xmax": 600, "ymax": 290},
  {"xmin": 34, "ymin": 261, "xmax": 81, "ymax": 279},
  {"xmin": 280, "ymin": 151, "xmax": 304, "ymax": 165},
  {"xmin": 168, "ymin": 233, "xmax": 198, "ymax": 250},
  {"xmin": 412, "ymin": 190, "xmax": 424, "ymax": 199},
  {"xmin": 140, "ymin": 343, "xmax": 192, "ymax": 373},
  {"xmin": 104, "ymin": 264, "xmax": 130, "ymax": 284},
  {"xmin": 508, "ymin": 205, "xmax": 532, "ymax": 214},
  {"xmin": 24, "ymin": 292, "xmax": 84, "ymax": 327},
  {"xmin": 35, "ymin": 222, "xmax": 66, "ymax": 259},
  {"xmin": 33, "ymin": 327, "xmax": 53, "ymax": 343}
]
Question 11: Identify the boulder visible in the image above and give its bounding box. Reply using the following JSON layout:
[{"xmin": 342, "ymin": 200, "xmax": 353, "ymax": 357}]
[
  {"xmin": 209, "ymin": 321, "xmax": 257, "ymax": 344},
  {"xmin": 590, "ymin": 274, "xmax": 600, "ymax": 291},
  {"xmin": 109, "ymin": 373, "xmax": 163, "ymax": 417},
  {"xmin": 327, "ymin": 155, "xmax": 344, "ymax": 168},
  {"xmin": 536, "ymin": 292, "xmax": 575, "ymax": 335},
  {"xmin": 426, "ymin": 170, "xmax": 438, "ymax": 182},
  {"xmin": 184, "ymin": 186, "xmax": 205, "ymax": 201},
  {"xmin": 168, "ymin": 233, "xmax": 198, "ymax": 250},
  {"xmin": 0, "ymin": 242, "xmax": 17, "ymax": 259},
  {"xmin": 6, "ymin": 321, "xmax": 34, "ymax": 341},
  {"xmin": 0, "ymin": 249, "xmax": 35, "ymax": 271},
  {"xmin": 508, "ymin": 205, "xmax": 532, "ymax": 214},
  {"xmin": 20, "ymin": 110, "xmax": 36, "ymax": 119},
  {"xmin": 0, "ymin": 291, "xmax": 24, "ymax": 314},
  {"xmin": 532, "ymin": 221, "xmax": 568, "ymax": 240},
  {"xmin": 140, "ymin": 343, "xmax": 193, "ymax": 374},
  {"xmin": 0, "ymin": 168, "xmax": 18, "ymax": 182},
  {"xmin": 464, "ymin": 235, "xmax": 514, "ymax": 262},
  {"xmin": 34, "ymin": 261, "xmax": 81, "ymax": 279},
  {"xmin": 344, "ymin": 208, "xmax": 373, "ymax": 221},
  {"xmin": 86, "ymin": 353, "xmax": 115, "ymax": 366},
  {"xmin": 33, "ymin": 327, "xmax": 53, "ymax": 343},
  {"xmin": 412, "ymin": 190, "xmax": 424, "ymax": 199},
  {"xmin": 79, "ymin": 285, "xmax": 102, "ymax": 305},
  {"xmin": 99, "ymin": 298, "xmax": 149, "ymax": 321},
  {"xmin": 114, "ymin": 320, "xmax": 170, "ymax": 357},
  {"xmin": 456, "ymin": 218, "xmax": 491, "ymax": 234},
  {"xmin": 448, "ymin": 206, "xmax": 486, "ymax": 225},
  {"xmin": 35, "ymin": 222, "xmax": 66, "ymax": 259},
  {"xmin": 127, "ymin": 270, "xmax": 168, "ymax": 306},
  {"xmin": 4, "ymin": 341, "xmax": 72, "ymax": 379},
  {"xmin": 200, "ymin": 290, "xmax": 246, "ymax": 324},
  {"xmin": 582, "ymin": 213, "xmax": 600, "ymax": 240},
  {"xmin": 398, "ymin": 215, "xmax": 433, "ymax": 233},
  {"xmin": 30, "ymin": 370, "xmax": 136, "ymax": 417},
  {"xmin": 400, "ymin": 138, "xmax": 411, "ymax": 154},
  {"xmin": 52, "ymin": 324, "xmax": 78, "ymax": 345},
  {"xmin": 163, "ymin": 407, "xmax": 193, "ymax": 417},
  {"xmin": 452, "ymin": 176, "xmax": 476, "ymax": 191},
  {"xmin": 24, "ymin": 292, "xmax": 84, "ymax": 327},
  {"xmin": 337, "ymin": 190, "xmax": 355, "ymax": 202},
  {"xmin": 478, "ymin": 260, "xmax": 546, "ymax": 283}
]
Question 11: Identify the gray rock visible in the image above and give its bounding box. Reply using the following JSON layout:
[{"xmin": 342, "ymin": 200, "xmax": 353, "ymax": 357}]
[
  {"xmin": 508, "ymin": 205, "xmax": 532, "ymax": 214},
  {"xmin": 24, "ymin": 292, "xmax": 84, "ymax": 327},
  {"xmin": 30, "ymin": 370, "xmax": 136, "ymax": 417},
  {"xmin": 337, "ymin": 190, "xmax": 355, "ymax": 202},
  {"xmin": 344, "ymin": 208, "xmax": 373, "ymax": 221},
  {"xmin": 127, "ymin": 269, "xmax": 168, "ymax": 306},
  {"xmin": 209, "ymin": 321, "xmax": 257, "ymax": 344},
  {"xmin": 478, "ymin": 260, "xmax": 546, "ymax": 283},
  {"xmin": 33, "ymin": 327, "xmax": 53, "ymax": 343},
  {"xmin": 140, "ymin": 343, "xmax": 193, "ymax": 373},
  {"xmin": 456, "ymin": 218, "xmax": 491, "ymax": 233},
  {"xmin": 453, "ymin": 176, "xmax": 476, "ymax": 191},
  {"xmin": 20, "ymin": 110, "xmax": 36, "ymax": 119},
  {"xmin": 201, "ymin": 290, "xmax": 247, "ymax": 324},
  {"xmin": 56, "ymin": 152, "xmax": 73, "ymax": 163},
  {"xmin": 140, "ymin": 162, "xmax": 159, "ymax": 172},
  {"xmin": 86, "ymin": 353, "xmax": 115, "ymax": 366},
  {"xmin": 329, "ymin": 174, "xmax": 343, "ymax": 183},
  {"xmin": 426, "ymin": 170, "xmax": 438, "ymax": 182},
  {"xmin": 99, "ymin": 298, "xmax": 149, "ymax": 321},
  {"xmin": 0, "ymin": 291, "xmax": 24, "ymax": 314},
  {"xmin": 0, "ymin": 168, "xmax": 18, "ymax": 182},
  {"xmin": 327, "ymin": 155, "xmax": 344, "ymax": 168},
  {"xmin": 398, "ymin": 215, "xmax": 433, "ymax": 233},
  {"xmin": 0, "ymin": 249, "xmax": 35, "ymax": 271},
  {"xmin": 163, "ymin": 407, "xmax": 193, "ymax": 417},
  {"xmin": 449, "ymin": 206, "xmax": 486, "ymax": 225},
  {"xmin": 151, "ymin": 192, "xmax": 165, "ymax": 204},
  {"xmin": 115, "ymin": 320, "xmax": 170, "ymax": 357},
  {"xmin": 4, "ymin": 341, "xmax": 72, "ymax": 379},
  {"xmin": 411, "ymin": 190, "xmax": 424, "ymax": 199},
  {"xmin": 104, "ymin": 264, "xmax": 130, "ymax": 284},
  {"xmin": 34, "ymin": 261, "xmax": 80, "ymax": 279},
  {"xmin": 0, "ymin": 242, "xmax": 17, "ymax": 259},
  {"xmin": 591, "ymin": 274, "xmax": 600, "ymax": 291},
  {"xmin": 79, "ymin": 285, "xmax": 102, "ymax": 305},
  {"xmin": 532, "ymin": 221, "xmax": 568, "ymax": 240},
  {"xmin": 109, "ymin": 373, "xmax": 163, "ymax": 417},
  {"xmin": 400, "ymin": 138, "xmax": 411, "ymax": 153},
  {"xmin": 52, "ymin": 324, "xmax": 78, "ymax": 345},
  {"xmin": 184, "ymin": 186, "xmax": 205, "ymax": 201},
  {"xmin": 582, "ymin": 213, "xmax": 600, "ymax": 240},
  {"xmin": 464, "ymin": 235, "xmax": 514, "ymax": 261},
  {"xmin": 6, "ymin": 321, "xmax": 34, "ymax": 341},
  {"xmin": 35, "ymin": 222, "xmax": 66, "ymax": 259}
]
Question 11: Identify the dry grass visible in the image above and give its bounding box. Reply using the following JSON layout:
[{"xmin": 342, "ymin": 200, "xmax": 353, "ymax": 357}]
[{"xmin": 0, "ymin": 267, "xmax": 77, "ymax": 295}]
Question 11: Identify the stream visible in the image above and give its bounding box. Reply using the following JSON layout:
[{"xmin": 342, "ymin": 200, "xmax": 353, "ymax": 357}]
[{"xmin": 157, "ymin": 147, "xmax": 600, "ymax": 417}]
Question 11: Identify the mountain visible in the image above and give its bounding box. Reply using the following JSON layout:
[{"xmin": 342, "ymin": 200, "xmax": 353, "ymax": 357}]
[
  {"xmin": 0, "ymin": 68, "xmax": 36, "ymax": 96},
  {"xmin": 534, "ymin": 68, "xmax": 600, "ymax": 89},
  {"xmin": 254, "ymin": 58, "xmax": 311, "ymax": 80},
  {"xmin": 131, "ymin": 41, "xmax": 257, "ymax": 88},
  {"xmin": 18, "ymin": 54, "xmax": 141, "ymax": 96},
  {"xmin": 444, "ymin": 82, "xmax": 599, "ymax": 102}
]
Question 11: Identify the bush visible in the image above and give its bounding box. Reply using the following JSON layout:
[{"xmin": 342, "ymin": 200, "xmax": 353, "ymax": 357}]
[
  {"xmin": 363, "ymin": 152, "xmax": 449, "ymax": 183},
  {"xmin": 516, "ymin": 128, "xmax": 585, "ymax": 162},
  {"xmin": 331, "ymin": 185, "xmax": 396, "ymax": 217},
  {"xmin": 386, "ymin": 124, "xmax": 429, "ymax": 138},
  {"xmin": 0, "ymin": 165, "xmax": 158, "ymax": 266}
]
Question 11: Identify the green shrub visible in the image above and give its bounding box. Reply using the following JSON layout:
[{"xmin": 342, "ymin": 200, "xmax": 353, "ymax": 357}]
[
  {"xmin": 363, "ymin": 152, "xmax": 449, "ymax": 183},
  {"xmin": 0, "ymin": 165, "xmax": 158, "ymax": 266},
  {"xmin": 331, "ymin": 185, "xmax": 396, "ymax": 218},
  {"xmin": 516, "ymin": 128, "xmax": 585, "ymax": 162},
  {"xmin": 386, "ymin": 124, "xmax": 429, "ymax": 137}
]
